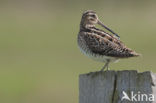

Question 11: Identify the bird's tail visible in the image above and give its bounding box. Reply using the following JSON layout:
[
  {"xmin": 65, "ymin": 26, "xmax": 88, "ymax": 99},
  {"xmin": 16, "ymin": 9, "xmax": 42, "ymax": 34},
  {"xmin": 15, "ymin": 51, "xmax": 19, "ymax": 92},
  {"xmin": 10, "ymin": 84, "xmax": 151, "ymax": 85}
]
[
  {"xmin": 130, "ymin": 51, "xmax": 141, "ymax": 57},
  {"xmin": 119, "ymin": 48, "xmax": 141, "ymax": 58}
]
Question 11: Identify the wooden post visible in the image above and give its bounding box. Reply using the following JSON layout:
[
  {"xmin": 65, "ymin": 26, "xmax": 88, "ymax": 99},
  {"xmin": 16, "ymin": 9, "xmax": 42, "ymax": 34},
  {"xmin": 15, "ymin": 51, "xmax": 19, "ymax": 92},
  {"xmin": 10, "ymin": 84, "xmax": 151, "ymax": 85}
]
[{"xmin": 79, "ymin": 70, "xmax": 156, "ymax": 103}]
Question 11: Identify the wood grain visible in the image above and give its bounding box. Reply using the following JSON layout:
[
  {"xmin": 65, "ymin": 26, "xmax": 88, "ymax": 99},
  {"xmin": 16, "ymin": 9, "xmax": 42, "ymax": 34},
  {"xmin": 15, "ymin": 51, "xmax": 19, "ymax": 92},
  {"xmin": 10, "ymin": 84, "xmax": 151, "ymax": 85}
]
[{"xmin": 79, "ymin": 70, "xmax": 156, "ymax": 103}]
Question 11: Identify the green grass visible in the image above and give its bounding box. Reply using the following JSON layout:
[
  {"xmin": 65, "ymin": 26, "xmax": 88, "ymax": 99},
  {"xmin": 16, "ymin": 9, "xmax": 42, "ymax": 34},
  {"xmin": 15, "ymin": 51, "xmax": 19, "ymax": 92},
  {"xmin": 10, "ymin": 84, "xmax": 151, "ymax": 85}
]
[{"xmin": 0, "ymin": 1, "xmax": 156, "ymax": 103}]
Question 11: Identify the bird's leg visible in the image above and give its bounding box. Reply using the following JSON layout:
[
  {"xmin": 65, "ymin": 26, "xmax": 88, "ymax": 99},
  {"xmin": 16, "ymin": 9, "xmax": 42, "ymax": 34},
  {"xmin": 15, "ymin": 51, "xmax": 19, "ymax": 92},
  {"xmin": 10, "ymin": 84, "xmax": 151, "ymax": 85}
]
[
  {"xmin": 106, "ymin": 63, "xmax": 110, "ymax": 71},
  {"xmin": 100, "ymin": 60, "xmax": 110, "ymax": 71},
  {"xmin": 100, "ymin": 62, "xmax": 108, "ymax": 71}
]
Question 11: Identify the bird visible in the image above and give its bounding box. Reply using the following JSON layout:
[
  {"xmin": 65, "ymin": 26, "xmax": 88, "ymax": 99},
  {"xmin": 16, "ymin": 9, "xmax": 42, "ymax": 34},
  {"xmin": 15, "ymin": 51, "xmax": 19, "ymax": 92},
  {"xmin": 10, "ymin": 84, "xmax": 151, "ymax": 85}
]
[{"xmin": 77, "ymin": 10, "xmax": 140, "ymax": 71}]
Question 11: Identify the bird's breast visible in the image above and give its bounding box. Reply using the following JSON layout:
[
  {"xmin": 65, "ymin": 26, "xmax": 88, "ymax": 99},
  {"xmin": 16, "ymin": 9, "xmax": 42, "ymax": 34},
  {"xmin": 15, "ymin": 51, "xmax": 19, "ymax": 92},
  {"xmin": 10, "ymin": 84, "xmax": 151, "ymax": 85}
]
[{"xmin": 77, "ymin": 34, "xmax": 119, "ymax": 63}]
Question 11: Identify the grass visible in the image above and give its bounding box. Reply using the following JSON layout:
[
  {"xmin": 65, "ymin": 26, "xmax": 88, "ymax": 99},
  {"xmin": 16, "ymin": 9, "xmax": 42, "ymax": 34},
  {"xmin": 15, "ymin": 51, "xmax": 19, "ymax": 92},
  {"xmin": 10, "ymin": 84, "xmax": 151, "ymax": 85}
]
[{"xmin": 0, "ymin": 1, "xmax": 156, "ymax": 103}]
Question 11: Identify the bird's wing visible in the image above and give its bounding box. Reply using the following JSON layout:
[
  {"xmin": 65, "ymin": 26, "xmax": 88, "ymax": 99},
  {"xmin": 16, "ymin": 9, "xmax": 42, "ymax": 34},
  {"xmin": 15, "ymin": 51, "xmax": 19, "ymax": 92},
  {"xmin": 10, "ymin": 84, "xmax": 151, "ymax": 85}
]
[{"xmin": 82, "ymin": 31, "xmax": 139, "ymax": 58}]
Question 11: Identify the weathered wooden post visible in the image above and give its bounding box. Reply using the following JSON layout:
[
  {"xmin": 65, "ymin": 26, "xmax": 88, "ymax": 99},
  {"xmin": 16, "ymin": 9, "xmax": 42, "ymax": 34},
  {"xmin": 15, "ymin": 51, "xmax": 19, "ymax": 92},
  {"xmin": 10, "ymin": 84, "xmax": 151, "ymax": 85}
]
[{"xmin": 79, "ymin": 70, "xmax": 156, "ymax": 103}]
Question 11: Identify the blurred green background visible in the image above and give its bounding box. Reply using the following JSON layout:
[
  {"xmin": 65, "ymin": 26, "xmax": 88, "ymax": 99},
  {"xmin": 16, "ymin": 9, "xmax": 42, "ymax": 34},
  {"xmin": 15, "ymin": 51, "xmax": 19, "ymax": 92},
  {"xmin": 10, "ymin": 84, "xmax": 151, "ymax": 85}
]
[{"xmin": 0, "ymin": 0, "xmax": 156, "ymax": 103}]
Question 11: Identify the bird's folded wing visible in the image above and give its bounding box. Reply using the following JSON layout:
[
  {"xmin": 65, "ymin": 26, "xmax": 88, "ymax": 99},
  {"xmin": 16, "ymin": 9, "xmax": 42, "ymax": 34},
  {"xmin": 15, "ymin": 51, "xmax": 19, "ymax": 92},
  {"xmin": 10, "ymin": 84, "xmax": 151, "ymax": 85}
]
[{"xmin": 83, "ymin": 32, "xmax": 136, "ymax": 58}]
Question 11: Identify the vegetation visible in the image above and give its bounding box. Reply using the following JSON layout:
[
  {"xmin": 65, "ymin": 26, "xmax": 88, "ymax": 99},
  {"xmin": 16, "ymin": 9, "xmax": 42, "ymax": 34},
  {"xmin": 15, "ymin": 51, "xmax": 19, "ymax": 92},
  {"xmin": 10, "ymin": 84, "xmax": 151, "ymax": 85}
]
[{"xmin": 0, "ymin": 0, "xmax": 156, "ymax": 103}]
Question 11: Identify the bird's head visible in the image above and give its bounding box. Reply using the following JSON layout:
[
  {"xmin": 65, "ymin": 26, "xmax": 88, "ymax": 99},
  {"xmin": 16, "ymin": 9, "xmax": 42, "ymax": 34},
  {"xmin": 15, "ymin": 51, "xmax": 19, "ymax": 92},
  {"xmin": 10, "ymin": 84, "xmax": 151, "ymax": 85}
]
[
  {"xmin": 80, "ymin": 10, "xmax": 99, "ymax": 28},
  {"xmin": 80, "ymin": 10, "xmax": 120, "ymax": 39}
]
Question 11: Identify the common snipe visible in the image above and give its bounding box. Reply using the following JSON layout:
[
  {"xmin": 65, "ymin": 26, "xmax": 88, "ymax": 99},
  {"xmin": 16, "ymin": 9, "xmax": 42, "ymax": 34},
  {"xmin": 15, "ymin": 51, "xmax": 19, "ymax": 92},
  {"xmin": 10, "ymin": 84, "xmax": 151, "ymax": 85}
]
[{"xmin": 77, "ymin": 10, "xmax": 140, "ymax": 71}]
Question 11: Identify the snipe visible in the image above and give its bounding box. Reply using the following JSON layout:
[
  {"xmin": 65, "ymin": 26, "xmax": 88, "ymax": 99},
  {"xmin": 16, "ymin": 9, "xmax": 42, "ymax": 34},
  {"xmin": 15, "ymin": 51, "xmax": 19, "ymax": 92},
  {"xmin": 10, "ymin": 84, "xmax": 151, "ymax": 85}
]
[{"xmin": 77, "ymin": 10, "xmax": 140, "ymax": 71}]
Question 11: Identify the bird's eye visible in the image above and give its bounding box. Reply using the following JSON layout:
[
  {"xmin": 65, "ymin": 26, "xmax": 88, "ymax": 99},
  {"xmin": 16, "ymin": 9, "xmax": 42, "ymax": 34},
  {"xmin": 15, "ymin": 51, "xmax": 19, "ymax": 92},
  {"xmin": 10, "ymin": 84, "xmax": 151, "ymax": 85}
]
[{"xmin": 90, "ymin": 14, "xmax": 96, "ymax": 18}]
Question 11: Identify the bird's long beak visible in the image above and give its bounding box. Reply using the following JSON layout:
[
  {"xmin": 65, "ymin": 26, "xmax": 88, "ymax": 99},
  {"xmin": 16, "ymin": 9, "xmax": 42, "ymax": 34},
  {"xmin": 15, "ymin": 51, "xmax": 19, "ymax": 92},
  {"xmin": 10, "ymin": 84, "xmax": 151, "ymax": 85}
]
[{"xmin": 97, "ymin": 20, "xmax": 120, "ymax": 39}]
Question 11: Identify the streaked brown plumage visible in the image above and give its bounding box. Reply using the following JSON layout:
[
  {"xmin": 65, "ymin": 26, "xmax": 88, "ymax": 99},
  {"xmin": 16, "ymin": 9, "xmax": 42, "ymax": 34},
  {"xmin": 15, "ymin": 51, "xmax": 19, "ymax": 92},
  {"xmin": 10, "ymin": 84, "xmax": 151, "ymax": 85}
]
[{"xmin": 77, "ymin": 10, "xmax": 140, "ymax": 71}]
